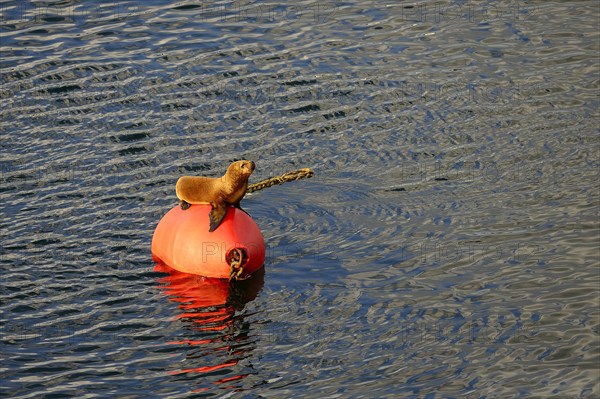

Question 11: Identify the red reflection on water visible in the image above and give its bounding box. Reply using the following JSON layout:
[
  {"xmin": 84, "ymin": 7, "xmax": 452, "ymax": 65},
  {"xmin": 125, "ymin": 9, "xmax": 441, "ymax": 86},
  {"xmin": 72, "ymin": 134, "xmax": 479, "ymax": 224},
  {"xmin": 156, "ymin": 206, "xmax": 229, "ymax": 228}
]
[
  {"xmin": 154, "ymin": 261, "xmax": 264, "ymax": 386},
  {"xmin": 170, "ymin": 361, "xmax": 238, "ymax": 375}
]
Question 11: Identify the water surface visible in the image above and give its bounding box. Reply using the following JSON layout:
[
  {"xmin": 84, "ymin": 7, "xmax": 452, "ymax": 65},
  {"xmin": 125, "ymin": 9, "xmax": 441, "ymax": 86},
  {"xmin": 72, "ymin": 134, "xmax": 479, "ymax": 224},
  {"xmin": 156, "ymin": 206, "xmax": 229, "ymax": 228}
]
[{"xmin": 1, "ymin": 1, "xmax": 599, "ymax": 397}]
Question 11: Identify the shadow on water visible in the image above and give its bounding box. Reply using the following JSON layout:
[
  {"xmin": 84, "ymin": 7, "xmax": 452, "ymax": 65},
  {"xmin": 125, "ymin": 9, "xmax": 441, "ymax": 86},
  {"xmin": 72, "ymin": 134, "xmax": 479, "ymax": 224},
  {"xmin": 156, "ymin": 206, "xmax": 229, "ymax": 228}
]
[{"xmin": 154, "ymin": 262, "xmax": 264, "ymax": 390}]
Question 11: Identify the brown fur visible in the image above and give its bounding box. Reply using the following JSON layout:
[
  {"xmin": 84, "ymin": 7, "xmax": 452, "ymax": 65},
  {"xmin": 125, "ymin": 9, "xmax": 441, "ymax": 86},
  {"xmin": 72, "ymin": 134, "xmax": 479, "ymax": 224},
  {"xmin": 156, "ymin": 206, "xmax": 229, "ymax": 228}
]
[{"xmin": 176, "ymin": 160, "xmax": 255, "ymax": 232}]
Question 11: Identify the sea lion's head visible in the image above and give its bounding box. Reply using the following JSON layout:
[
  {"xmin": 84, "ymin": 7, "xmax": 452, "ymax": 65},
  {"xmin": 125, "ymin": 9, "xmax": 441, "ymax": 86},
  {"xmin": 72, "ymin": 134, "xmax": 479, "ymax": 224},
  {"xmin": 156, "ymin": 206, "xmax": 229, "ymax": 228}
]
[{"xmin": 225, "ymin": 160, "xmax": 255, "ymax": 186}]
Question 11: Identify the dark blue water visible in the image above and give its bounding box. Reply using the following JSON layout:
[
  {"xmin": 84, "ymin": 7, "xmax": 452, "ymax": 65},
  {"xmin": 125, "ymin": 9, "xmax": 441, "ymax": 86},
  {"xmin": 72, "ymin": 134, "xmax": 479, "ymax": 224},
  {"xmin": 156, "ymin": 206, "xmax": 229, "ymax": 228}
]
[{"xmin": 1, "ymin": 1, "xmax": 599, "ymax": 397}]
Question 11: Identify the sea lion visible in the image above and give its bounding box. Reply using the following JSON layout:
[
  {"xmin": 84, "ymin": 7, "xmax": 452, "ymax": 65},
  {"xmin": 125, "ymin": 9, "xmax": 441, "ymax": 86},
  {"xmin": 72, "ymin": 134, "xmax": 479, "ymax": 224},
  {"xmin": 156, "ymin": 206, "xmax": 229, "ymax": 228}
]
[{"xmin": 176, "ymin": 160, "xmax": 255, "ymax": 232}]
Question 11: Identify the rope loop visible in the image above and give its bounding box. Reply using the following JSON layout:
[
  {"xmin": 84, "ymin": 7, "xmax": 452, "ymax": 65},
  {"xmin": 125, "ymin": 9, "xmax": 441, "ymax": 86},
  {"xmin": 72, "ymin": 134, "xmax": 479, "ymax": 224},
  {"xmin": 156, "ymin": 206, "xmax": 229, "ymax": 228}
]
[{"xmin": 228, "ymin": 248, "xmax": 246, "ymax": 281}]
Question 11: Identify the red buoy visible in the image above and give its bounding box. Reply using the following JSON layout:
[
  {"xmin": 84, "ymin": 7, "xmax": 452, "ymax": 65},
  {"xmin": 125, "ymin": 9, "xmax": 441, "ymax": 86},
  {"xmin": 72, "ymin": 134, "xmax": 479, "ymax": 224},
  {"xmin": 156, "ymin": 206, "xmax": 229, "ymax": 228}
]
[{"xmin": 152, "ymin": 205, "xmax": 265, "ymax": 279}]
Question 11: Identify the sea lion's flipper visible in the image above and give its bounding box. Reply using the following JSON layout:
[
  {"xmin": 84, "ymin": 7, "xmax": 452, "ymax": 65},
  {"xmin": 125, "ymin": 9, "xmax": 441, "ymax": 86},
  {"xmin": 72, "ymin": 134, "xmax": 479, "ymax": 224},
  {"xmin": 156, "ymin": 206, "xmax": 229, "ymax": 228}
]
[
  {"xmin": 180, "ymin": 200, "xmax": 191, "ymax": 210},
  {"xmin": 233, "ymin": 203, "xmax": 251, "ymax": 216},
  {"xmin": 208, "ymin": 202, "xmax": 227, "ymax": 232}
]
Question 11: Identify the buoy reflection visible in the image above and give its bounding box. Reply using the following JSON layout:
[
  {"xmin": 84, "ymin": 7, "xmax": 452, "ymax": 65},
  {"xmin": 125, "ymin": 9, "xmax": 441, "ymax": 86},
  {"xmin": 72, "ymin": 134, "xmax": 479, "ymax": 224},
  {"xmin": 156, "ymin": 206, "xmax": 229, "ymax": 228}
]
[{"xmin": 155, "ymin": 262, "xmax": 264, "ymax": 386}]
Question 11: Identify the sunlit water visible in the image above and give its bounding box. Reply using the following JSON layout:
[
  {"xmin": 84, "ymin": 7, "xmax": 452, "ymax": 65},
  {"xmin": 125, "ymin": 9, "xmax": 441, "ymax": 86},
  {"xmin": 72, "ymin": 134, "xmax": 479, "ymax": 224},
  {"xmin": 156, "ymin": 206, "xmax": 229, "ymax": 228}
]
[{"xmin": 1, "ymin": 1, "xmax": 598, "ymax": 397}]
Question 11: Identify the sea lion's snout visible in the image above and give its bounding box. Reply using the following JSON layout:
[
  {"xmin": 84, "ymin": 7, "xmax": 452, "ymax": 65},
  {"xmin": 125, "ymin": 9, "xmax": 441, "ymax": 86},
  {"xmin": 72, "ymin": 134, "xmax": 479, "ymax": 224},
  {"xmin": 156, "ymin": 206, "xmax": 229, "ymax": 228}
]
[{"xmin": 240, "ymin": 160, "xmax": 255, "ymax": 173}]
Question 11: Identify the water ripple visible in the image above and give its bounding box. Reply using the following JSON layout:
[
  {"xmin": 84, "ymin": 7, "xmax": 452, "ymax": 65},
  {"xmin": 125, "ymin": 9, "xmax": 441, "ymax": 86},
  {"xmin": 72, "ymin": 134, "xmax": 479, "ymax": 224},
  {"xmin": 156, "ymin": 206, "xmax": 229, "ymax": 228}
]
[{"xmin": 2, "ymin": 0, "xmax": 598, "ymax": 397}]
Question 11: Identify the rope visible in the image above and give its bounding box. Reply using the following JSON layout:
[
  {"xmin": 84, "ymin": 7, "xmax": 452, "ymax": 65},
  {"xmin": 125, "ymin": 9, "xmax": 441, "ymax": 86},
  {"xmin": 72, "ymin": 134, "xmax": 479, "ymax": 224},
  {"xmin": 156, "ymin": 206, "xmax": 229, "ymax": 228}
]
[
  {"xmin": 247, "ymin": 168, "xmax": 314, "ymax": 193},
  {"xmin": 227, "ymin": 168, "xmax": 313, "ymax": 280}
]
